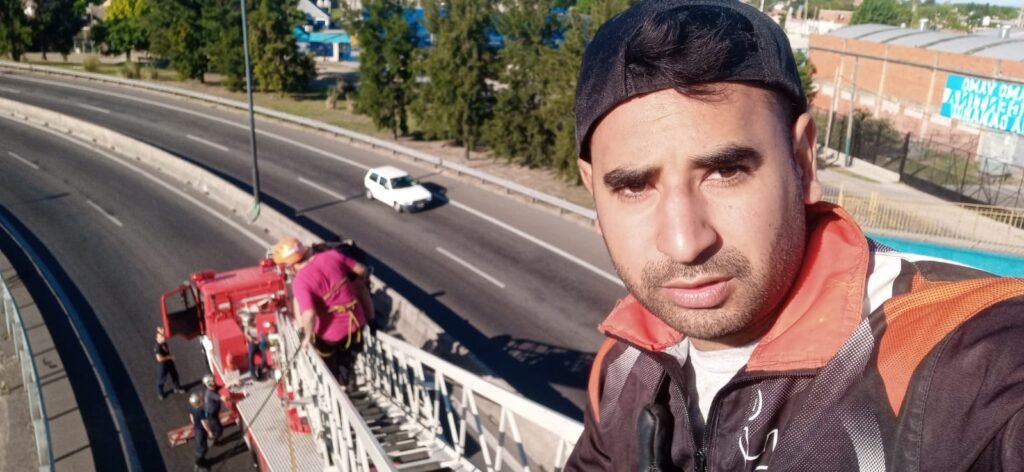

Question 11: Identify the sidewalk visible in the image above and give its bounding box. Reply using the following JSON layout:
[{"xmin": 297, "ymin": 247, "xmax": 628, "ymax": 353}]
[{"xmin": 1, "ymin": 252, "xmax": 94, "ymax": 470}]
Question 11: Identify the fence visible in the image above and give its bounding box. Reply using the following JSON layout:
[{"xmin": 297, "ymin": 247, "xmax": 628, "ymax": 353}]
[
  {"xmin": 360, "ymin": 331, "xmax": 583, "ymax": 472},
  {"xmin": 1, "ymin": 272, "xmax": 54, "ymax": 470},
  {"xmin": 815, "ymin": 110, "xmax": 1024, "ymax": 209},
  {"xmin": 821, "ymin": 185, "xmax": 1024, "ymax": 255}
]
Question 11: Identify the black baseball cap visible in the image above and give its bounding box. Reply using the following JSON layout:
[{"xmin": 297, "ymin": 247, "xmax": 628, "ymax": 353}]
[{"xmin": 575, "ymin": 0, "xmax": 806, "ymax": 161}]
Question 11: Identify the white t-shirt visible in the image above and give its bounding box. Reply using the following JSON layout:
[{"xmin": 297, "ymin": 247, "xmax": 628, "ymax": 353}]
[{"xmin": 665, "ymin": 338, "xmax": 759, "ymax": 423}]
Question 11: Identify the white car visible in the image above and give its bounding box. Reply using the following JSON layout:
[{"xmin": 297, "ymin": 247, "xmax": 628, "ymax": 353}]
[{"xmin": 364, "ymin": 166, "xmax": 433, "ymax": 212}]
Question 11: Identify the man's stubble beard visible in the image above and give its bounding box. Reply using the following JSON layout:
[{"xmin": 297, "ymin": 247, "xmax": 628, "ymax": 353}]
[{"xmin": 611, "ymin": 199, "xmax": 807, "ymax": 342}]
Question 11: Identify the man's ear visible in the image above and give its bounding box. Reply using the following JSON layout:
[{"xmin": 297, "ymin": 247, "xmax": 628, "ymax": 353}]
[
  {"xmin": 578, "ymin": 158, "xmax": 602, "ymax": 235},
  {"xmin": 791, "ymin": 113, "xmax": 822, "ymax": 205},
  {"xmin": 578, "ymin": 158, "xmax": 595, "ymax": 196}
]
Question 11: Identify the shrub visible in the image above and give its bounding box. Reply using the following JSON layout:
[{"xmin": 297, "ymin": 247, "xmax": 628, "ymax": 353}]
[
  {"xmin": 120, "ymin": 62, "xmax": 141, "ymax": 79},
  {"xmin": 83, "ymin": 56, "xmax": 101, "ymax": 73}
]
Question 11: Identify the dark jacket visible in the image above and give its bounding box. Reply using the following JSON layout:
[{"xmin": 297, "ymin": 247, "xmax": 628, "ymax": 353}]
[{"xmin": 567, "ymin": 203, "xmax": 1024, "ymax": 471}]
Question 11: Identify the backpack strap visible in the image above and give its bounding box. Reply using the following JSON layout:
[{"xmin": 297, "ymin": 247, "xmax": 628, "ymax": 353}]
[{"xmin": 588, "ymin": 337, "xmax": 618, "ymax": 424}]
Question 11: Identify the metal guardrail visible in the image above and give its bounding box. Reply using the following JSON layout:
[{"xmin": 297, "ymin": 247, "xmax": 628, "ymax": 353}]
[
  {"xmin": 274, "ymin": 312, "xmax": 396, "ymax": 472},
  {"xmin": 1, "ymin": 266, "xmax": 54, "ymax": 471},
  {"xmin": 0, "ymin": 61, "xmax": 597, "ymax": 221},
  {"xmin": 822, "ymin": 185, "xmax": 1024, "ymax": 255},
  {"xmin": 361, "ymin": 331, "xmax": 583, "ymax": 472}
]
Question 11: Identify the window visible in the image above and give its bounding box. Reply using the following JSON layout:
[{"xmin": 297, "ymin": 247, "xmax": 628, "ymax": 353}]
[{"xmin": 390, "ymin": 176, "xmax": 417, "ymax": 189}]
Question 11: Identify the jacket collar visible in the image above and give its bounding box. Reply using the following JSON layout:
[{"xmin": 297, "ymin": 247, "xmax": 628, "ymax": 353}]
[{"xmin": 598, "ymin": 202, "xmax": 869, "ymax": 372}]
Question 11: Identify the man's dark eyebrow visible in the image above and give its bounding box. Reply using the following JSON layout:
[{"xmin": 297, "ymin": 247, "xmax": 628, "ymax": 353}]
[
  {"xmin": 691, "ymin": 145, "xmax": 763, "ymax": 169},
  {"xmin": 603, "ymin": 166, "xmax": 658, "ymax": 189}
]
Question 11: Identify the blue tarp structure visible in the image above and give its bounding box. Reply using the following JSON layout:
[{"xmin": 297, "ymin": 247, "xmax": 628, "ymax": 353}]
[{"xmin": 294, "ymin": 27, "xmax": 353, "ymax": 60}]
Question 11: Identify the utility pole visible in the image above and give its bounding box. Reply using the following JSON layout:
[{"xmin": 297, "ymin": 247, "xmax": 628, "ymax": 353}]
[
  {"xmin": 843, "ymin": 57, "xmax": 859, "ymax": 167},
  {"xmin": 240, "ymin": 0, "xmax": 261, "ymax": 222},
  {"xmin": 824, "ymin": 61, "xmax": 843, "ymax": 158}
]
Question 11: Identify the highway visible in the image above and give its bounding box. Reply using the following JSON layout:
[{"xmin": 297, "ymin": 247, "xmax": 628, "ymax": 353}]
[
  {"xmin": 0, "ymin": 70, "xmax": 623, "ymax": 469},
  {"xmin": 0, "ymin": 116, "xmax": 266, "ymax": 470}
]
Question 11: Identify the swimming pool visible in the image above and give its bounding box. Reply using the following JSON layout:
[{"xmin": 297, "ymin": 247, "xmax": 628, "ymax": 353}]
[{"xmin": 869, "ymin": 234, "xmax": 1024, "ymax": 277}]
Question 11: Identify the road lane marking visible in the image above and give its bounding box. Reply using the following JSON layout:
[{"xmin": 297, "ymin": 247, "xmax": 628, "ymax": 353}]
[
  {"xmin": 298, "ymin": 177, "xmax": 348, "ymax": 201},
  {"xmin": 0, "ymin": 112, "xmax": 271, "ymax": 249},
  {"xmin": 186, "ymin": 134, "xmax": 230, "ymax": 152},
  {"xmin": 436, "ymin": 246, "xmax": 506, "ymax": 289},
  {"xmin": 2, "ymin": 75, "xmax": 619, "ymax": 285},
  {"xmin": 450, "ymin": 200, "xmax": 623, "ymax": 287},
  {"xmin": 76, "ymin": 103, "xmax": 111, "ymax": 114},
  {"xmin": 7, "ymin": 151, "xmax": 40, "ymax": 170},
  {"xmin": 85, "ymin": 199, "xmax": 124, "ymax": 227},
  {"xmin": 0, "ymin": 86, "xmax": 21, "ymax": 94}
]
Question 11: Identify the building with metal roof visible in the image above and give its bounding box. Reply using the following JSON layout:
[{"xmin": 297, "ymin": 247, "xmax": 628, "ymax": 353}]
[{"xmin": 822, "ymin": 23, "xmax": 1024, "ymax": 61}]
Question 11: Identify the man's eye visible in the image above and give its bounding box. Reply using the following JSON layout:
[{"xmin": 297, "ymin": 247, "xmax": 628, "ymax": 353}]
[
  {"xmin": 614, "ymin": 183, "xmax": 649, "ymax": 199},
  {"xmin": 709, "ymin": 166, "xmax": 747, "ymax": 183}
]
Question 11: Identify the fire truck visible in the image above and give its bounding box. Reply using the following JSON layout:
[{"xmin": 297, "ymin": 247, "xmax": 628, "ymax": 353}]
[
  {"xmin": 158, "ymin": 242, "xmax": 583, "ymax": 472},
  {"xmin": 158, "ymin": 241, "xmax": 467, "ymax": 471}
]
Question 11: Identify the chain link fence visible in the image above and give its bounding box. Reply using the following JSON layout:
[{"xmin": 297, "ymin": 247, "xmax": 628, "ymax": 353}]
[{"xmin": 815, "ymin": 110, "xmax": 1024, "ymax": 209}]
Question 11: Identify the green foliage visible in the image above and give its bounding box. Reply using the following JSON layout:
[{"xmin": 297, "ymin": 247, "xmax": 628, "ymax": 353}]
[
  {"xmin": 248, "ymin": 0, "xmax": 315, "ymax": 93},
  {"xmin": 795, "ymin": 50, "xmax": 816, "ymax": 106},
  {"xmin": 415, "ymin": 0, "xmax": 495, "ymax": 158},
  {"xmin": 100, "ymin": 0, "xmax": 149, "ymax": 62},
  {"xmin": 146, "ymin": 0, "xmax": 207, "ymax": 81},
  {"xmin": 575, "ymin": 0, "xmax": 593, "ymax": 14},
  {"xmin": 485, "ymin": 0, "xmax": 556, "ymax": 167},
  {"xmin": 73, "ymin": 0, "xmax": 104, "ymax": 16},
  {"xmin": 203, "ymin": 0, "xmax": 246, "ymax": 91},
  {"xmin": 120, "ymin": 60, "xmax": 141, "ymax": 78},
  {"xmin": 82, "ymin": 54, "xmax": 101, "ymax": 71},
  {"xmin": 0, "ymin": 0, "xmax": 32, "ymax": 61},
  {"xmin": 347, "ymin": 0, "xmax": 417, "ymax": 138},
  {"xmin": 32, "ymin": 0, "xmax": 82, "ymax": 60},
  {"xmin": 851, "ymin": 0, "xmax": 910, "ymax": 26}
]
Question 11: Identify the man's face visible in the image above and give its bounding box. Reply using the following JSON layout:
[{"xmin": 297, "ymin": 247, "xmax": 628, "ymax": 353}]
[{"xmin": 580, "ymin": 85, "xmax": 821, "ymax": 347}]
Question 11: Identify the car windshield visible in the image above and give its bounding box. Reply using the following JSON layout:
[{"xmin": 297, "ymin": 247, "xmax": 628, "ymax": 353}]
[{"xmin": 390, "ymin": 176, "xmax": 417, "ymax": 189}]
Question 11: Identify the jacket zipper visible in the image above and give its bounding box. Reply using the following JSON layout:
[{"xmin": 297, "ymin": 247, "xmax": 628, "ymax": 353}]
[{"xmin": 699, "ymin": 371, "xmax": 818, "ymax": 471}]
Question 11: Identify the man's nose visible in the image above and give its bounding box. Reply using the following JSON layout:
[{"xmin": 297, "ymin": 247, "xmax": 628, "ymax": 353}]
[{"xmin": 655, "ymin": 190, "xmax": 718, "ymax": 264}]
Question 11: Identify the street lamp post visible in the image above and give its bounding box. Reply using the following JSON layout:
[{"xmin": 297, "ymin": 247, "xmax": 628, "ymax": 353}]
[{"xmin": 240, "ymin": 0, "xmax": 261, "ymax": 222}]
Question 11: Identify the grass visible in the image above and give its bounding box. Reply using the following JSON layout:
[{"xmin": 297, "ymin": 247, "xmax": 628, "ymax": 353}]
[{"xmin": 26, "ymin": 57, "xmax": 391, "ymax": 138}]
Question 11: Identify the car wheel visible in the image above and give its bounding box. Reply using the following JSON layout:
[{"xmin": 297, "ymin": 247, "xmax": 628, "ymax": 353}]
[
  {"xmin": 393, "ymin": 202, "xmax": 402, "ymax": 213},
  {"xmin": 365, "ymin": 189, "xmax": 373, "ymax": 200}
]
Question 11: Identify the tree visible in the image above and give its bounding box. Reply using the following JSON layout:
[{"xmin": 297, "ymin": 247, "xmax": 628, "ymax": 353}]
[
  {"xmin": 851, "ymin": 0, "xmax": 909, "ymax": 26},
  {"xmin": 486, "ymin": 0, "xmax": 558, "ymax": 168},
  {"xmin": 203, "ymin": 0, "xmax": 246, "ymax": 90},
  {"xmin": 415, "ymin": 0, "xmax": 495, "ymax": 159},
  {"xmin": 104, "ymin": 0, "xmax": 149, "ymax": 62},
  {"xmin": 247, "ymin": 0, "xmax": 315, "ymax": 93},
  {"xmin": 347, "ymin": 0, "xmax": 417, "ymax": 138},
  {"xmin": 146, "ymin": 0, "xmax": 207, "ymax": 80},
  {"xmin": 794, "ymin": 50, "xmax": 816, "ymax": 106},
  {"xmin": 33, "ymin": 0, "xmax": 81, "ymax": 60},
  {"xmin": 0, "ymin": 0, "xmax": 32, "ymax": 61}
]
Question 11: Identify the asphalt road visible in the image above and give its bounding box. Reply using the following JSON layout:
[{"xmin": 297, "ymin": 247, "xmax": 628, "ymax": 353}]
[
  {"xmin": 0, "ymin": 70, "xmax": 626, "ymax": 468},
  {"xmin": 0, "ymin": 116, "xmax": 267, "ymax": 471}
]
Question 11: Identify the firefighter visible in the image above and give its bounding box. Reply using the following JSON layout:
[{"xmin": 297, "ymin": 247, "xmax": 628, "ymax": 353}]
[
  {"xmin": 202, "ymin": 374, "xmax": 223, "ymax": 443},
  {"xmin": 189, "ymin": 393, "xmax": 210, "ymax": 471},
  {"xmin": 241, "ymin": 311, "xmax": 268, "ymax": 380},
  {"xmin": 272, "ymin": 237, "xmax": 375, "ymax": 389},
  {"xmin": 154, "ymin": 327, "xmax": 185, "ymax": 400}
]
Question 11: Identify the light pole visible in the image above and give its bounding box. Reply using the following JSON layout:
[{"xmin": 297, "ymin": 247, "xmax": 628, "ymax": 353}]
[{"xmin": 240, "ymin": 0, "xmax": 261, "ymax": 222}]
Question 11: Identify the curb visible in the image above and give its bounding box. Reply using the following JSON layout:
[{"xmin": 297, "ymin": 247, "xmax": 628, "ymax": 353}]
[{"xmin": 0, "ymin": 231, "xmax": 94, "ymax": 470}]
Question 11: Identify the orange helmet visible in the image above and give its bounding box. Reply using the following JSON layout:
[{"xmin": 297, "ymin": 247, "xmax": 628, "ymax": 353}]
[{"xmin": 272, "ymin": 237, "xmax": 308, "ymax": 266}]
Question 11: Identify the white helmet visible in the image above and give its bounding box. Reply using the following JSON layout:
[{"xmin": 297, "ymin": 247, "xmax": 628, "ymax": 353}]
[
  {"xmin": 189, "ymin": 393, "xmax": 202, "ymax": 408},
  {"xmin": 202, "ymin": 374, "xmax": 215, "ymax": 388}
]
